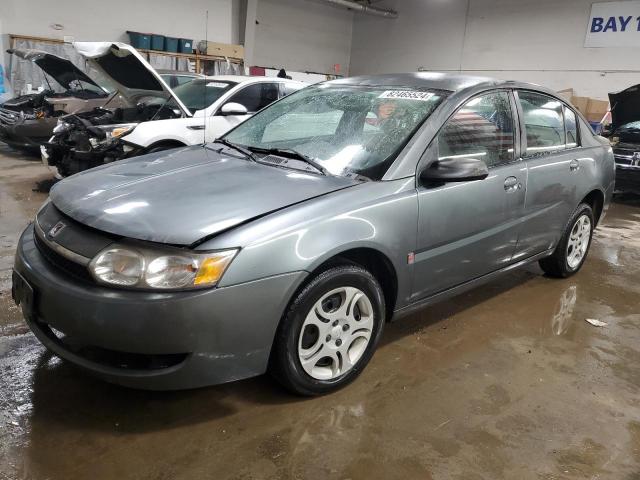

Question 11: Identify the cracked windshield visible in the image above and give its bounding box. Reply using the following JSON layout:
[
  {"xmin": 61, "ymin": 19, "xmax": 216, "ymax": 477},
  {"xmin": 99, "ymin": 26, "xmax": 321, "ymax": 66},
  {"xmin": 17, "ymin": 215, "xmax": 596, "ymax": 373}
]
[{"xmin": 224, "ymin": 85, "xmax": 448, "ymax": 180}]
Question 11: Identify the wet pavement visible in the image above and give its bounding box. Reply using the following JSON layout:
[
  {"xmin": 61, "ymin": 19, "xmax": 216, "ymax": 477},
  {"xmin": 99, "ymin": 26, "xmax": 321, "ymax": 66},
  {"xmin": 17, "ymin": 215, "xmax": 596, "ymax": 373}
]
[{"xmin": 1, "ymin": 149, "xmax": 640, "ymax": 479}]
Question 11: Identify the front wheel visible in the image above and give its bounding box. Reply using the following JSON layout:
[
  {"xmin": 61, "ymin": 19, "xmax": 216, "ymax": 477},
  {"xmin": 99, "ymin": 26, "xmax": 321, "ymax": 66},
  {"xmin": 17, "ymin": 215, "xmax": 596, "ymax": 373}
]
[
  {"xmin": 270, "ymin": 265, "xmax": 385, "ymax": 396},
  {"xmin": 539, "ymin": 203, "xmax": 594, "ymax": 278}
]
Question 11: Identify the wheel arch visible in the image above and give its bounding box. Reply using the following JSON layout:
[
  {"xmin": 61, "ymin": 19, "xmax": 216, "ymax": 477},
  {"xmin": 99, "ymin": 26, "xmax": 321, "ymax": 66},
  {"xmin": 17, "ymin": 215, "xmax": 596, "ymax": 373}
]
[
  {"xmin": 297, "ymin": 246, "xmax": 399, "ymax": 323},
  {"xmin": 580, "ymin": 188, "xmax": 605, "ymax": 225},
  {"xmin": 143, "ymin": 139, "xmax": 188, "ymax": 153}
]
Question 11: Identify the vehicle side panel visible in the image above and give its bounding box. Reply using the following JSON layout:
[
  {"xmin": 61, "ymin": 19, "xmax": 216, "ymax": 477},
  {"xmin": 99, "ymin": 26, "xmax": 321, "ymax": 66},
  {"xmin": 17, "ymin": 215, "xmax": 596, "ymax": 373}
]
[{"xmin": 200, "ymin": 179, "xmax": 419, "ymax": 309}]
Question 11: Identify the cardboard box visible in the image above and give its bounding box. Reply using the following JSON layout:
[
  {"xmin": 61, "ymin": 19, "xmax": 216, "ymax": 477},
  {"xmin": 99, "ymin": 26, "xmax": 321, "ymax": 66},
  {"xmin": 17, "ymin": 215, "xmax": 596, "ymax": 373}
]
[
  {"xmin": 586, "ymin": 98, "xmax": 609, "ymax": 123},
  {"xmin": 570, "ymin": 96, "xmax": 590, "ymax": 117},
  {"xmin": 200, "ymin": 41, "xmax": 244, "ymax": 59}
]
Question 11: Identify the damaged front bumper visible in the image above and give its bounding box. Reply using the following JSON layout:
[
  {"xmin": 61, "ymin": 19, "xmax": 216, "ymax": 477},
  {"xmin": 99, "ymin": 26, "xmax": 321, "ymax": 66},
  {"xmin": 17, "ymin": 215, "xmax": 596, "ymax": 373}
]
[{"xmin": 41, "ymin": 137, "xmax": 144, "ymax": 178}]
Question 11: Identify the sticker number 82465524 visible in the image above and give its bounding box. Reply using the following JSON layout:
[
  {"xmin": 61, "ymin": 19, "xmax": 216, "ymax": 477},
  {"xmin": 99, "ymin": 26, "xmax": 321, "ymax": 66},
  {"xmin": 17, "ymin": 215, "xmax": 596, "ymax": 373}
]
[{"xmin": 378, "ymin": 90, "xmax": 435, "ymax": 101}]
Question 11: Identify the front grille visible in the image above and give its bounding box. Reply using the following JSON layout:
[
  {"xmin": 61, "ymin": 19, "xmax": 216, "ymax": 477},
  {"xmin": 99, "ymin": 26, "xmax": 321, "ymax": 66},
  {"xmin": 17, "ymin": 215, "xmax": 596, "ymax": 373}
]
[
  {"xmin": 34, "ymin": 231, "xmax": 94, "ymax": 283},
  {"xmin": 613, "ymin": 145, "xmax": 640, "ymax": 166},
  {"xmin": 38, "ymin": 322, "xmax": 189, "ymax": 371},
  {"xmin": 73, "ymin": 345, "xmax": 188, "ymax": 371}
]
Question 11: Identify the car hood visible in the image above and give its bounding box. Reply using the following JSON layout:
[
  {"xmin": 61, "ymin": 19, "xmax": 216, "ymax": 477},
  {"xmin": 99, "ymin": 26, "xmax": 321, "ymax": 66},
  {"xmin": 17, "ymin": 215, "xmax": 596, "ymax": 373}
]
[
  {"xmin": 609, "ymin": 84, "xmax": 640, "ymax": 133},
  {"xmin": 73, "ymin": 42, "xmax": 191, "ymax": 117},
  {"xmin": 7, "ymin": 48, "xmax": 103, "ymax": 92},
  {"xmin": 49, "ymin": 145, "xmax": 358, "ymax": 245}
]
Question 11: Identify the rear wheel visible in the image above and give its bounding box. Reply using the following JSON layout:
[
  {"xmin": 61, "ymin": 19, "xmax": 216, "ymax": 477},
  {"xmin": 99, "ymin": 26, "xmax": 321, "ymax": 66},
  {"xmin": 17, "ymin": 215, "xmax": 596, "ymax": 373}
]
[
  {"xmin": 539, "ymin": 203, "xmax": 594, "ymax": 278},
  {"xmin": 271, "ymin": 265, "xmax": 385, "ymax": 396}
]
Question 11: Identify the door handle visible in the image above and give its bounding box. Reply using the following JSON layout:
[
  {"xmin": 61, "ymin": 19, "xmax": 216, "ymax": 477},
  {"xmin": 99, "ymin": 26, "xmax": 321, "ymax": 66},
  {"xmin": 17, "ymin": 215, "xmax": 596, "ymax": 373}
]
[
  {"xmin": 569, "ymin": 159, "xmax": 580, "ymax": 171},
  {"xmin": 504, "ymin": 176, "xmax": 522, "ymax": 192}
]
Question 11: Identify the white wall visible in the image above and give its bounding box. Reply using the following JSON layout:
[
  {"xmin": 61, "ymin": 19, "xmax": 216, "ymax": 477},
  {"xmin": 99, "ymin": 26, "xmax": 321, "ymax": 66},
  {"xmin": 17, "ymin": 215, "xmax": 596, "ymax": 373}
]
[
  {"xmin": 2, "ymin": 0, "xmax": 235, "ymax": 45},
  {"xmin": 245, "ymin": 0, "xmax": 353, "ymax": 75},
  {"xmin": 350, "ymin": 0, "xmax": 640, "ymax": 99}
]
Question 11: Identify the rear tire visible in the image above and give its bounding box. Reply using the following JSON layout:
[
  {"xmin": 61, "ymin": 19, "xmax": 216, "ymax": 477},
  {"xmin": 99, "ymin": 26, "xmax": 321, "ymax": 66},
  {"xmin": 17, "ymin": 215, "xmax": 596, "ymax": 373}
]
[
  {"xmin": 539, "ymin": 203, "xmax": 594, "ymax": 278},
  {"xmin": 270, "ymin": 265, "xmax": 385, "ymax": 396}
]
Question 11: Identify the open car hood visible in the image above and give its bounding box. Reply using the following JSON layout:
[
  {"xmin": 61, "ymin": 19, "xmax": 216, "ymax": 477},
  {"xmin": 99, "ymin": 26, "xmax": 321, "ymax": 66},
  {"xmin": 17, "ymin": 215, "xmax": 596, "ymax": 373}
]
[
  {"xmin": 609, "ymin": 84, "xmax": 640, "ymax": 133},
  {"xmin": 7, "ymin": 48, "xmax": 102, "ymax": 92},
  {"xmin": 49, "ymin": 146, "xmax": 357, "ymax": 245},
  {"xmin": 73, "ymin": 42, "xmax": 192, "ymax": 118}
]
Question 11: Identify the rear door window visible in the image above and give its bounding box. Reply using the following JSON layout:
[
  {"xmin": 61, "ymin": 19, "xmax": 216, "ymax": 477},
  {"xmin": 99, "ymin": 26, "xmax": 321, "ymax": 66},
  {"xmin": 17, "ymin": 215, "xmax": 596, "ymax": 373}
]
[
  {"xmin": 519, "ymin": 91, "xmax": 568, "ymax": 156},
  {"xmin": 280, "ymin": 83, "xmax": 303, "ymax": 97},
  {"xmin": 226, "ymin": 83, "xmax": 280, "ymax": 113}
]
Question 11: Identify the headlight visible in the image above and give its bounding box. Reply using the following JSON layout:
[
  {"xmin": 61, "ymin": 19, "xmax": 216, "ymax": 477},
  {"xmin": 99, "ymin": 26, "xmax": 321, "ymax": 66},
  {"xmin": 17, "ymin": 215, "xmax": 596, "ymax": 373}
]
[
  {"xmin": 53, "ymin": 120, "xmax": 71, "ymax": 135},
  {"xmin": 99, "ymin": 123, "xmax": 138, "ymax": 140},
  {"xmin": 610, "ymin": 136, "xmax": 620, "ymax": 146},
  {"xmin": 89, "ymin": 243, "xmax": 237, "ymax": 290},
  {"xmin": 92, "ymin": 248, "xmax": 145, "ymax": 286}
]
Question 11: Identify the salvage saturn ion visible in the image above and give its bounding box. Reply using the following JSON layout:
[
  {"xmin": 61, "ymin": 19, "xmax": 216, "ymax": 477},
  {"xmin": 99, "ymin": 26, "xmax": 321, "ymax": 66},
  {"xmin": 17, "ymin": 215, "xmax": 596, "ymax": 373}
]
[{"xmin": 13, "ymin": 73, "xmax": 615, "ymax": 395}]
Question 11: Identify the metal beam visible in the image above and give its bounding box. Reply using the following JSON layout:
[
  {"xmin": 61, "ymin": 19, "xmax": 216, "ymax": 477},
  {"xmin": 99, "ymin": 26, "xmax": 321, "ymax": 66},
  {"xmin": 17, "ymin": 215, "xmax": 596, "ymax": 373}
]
[{"xmin": 318, "ymin": 0, "xmax": 398, "ymax": 18}]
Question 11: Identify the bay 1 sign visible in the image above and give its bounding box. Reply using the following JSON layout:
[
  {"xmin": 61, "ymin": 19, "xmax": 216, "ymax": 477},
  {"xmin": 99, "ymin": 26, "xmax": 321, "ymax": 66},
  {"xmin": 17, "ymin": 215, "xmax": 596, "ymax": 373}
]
[{"xmin": 585, "ymin": 0, "xmax": 640, "ymax": 48}]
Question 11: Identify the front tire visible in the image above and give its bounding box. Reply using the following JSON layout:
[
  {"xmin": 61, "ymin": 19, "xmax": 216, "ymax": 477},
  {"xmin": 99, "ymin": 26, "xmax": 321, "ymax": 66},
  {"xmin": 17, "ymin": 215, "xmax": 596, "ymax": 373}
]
[
  {"xmin": 539, "ymin": 203, "xmax": 594, "ymax": 278},
  {"xmin": 271, "ymin": 265, "xmax": 385, "ymax": 396}
]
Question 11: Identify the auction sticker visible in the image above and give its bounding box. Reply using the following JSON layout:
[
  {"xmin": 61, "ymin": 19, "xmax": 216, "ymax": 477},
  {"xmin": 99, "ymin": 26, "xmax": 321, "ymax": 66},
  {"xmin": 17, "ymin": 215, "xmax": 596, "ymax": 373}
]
[
  {"xmin": 207, "ymin": 82, "xmax": 228, "ymax": 88},
  {"xmin": 379, "ymin": 90, "xmax": 434, "ymax": 101}
]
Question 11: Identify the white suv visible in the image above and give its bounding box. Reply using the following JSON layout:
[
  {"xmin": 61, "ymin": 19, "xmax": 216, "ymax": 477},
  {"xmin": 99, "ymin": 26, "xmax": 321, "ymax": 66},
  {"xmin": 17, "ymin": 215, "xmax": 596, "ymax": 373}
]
[
  {"xmin": 42, "ymin": 42, "xmax": 306, "ymax": 177},
  {"xmin": 122, "ymin": 76, "xmax": 306, "ymax": 154}
]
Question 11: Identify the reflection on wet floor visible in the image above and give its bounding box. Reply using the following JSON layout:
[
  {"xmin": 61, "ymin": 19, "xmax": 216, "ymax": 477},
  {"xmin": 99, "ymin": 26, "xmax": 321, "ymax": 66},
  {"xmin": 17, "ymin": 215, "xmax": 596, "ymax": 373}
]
[{"xmin": 1, "ymin": 152, "xmax": 640, "ymax": 479}]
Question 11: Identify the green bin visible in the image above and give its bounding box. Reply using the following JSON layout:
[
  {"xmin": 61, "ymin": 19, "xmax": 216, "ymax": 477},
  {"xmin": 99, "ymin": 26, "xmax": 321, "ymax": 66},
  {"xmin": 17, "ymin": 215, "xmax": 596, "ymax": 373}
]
[
  {"xmin": 178, "ymin": 38, "xmax": 193, "ymax": 53},
  {"xmin": 127, "ymin": 31, "xmax": 151, "ymax": 50},
  {"xmin": 151, "ymin": 34, "xmax": 165, "ymax": 51},
  {"xmin": 164, "ymin": 37, "xmax": 179, "ymax": 53}
]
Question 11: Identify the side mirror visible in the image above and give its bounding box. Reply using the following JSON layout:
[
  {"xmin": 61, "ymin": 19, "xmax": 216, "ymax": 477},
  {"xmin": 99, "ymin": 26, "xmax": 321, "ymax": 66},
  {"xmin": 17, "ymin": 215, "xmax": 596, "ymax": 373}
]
[
  {"xmin": 420, "ymin": 157, "xmax": 489, "ymax": 183},
  {"xmin": 219, "ymin": 102, "xmax": 248, "ymax": 116}
]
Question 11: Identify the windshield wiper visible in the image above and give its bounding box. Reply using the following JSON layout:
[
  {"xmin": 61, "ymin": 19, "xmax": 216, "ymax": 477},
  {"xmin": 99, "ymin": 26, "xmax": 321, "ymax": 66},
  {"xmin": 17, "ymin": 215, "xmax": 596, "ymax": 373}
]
[
  {"xmin": 248, "ymin": 146, "xmax": 329, "ymax": 175},
  {"xmin": 214, "ymin": 138, "xmax": 257, "ymax": 161}
]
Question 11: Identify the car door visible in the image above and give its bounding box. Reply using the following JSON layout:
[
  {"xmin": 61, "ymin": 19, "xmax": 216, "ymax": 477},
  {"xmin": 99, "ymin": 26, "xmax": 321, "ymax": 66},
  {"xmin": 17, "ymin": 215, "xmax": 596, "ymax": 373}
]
[
  {"xmin": 411, "ymin": 90, "xmax": 527, "ymax": 301},
  {"xmin": 511, "ymin": 91, "xmax": 585, "ymax": 260},
  {"xmin": 207, "ymin": 82, "xmax": 280, "ymax": 141}
]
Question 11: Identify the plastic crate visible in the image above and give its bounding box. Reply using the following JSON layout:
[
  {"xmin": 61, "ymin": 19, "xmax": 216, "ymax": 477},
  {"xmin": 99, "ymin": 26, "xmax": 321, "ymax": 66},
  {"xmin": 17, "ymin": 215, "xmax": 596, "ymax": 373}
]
[
  {"xmin": 589, "ymin": 121, "xmax": 603, "ymax": 134},
  {"xmin": 178, "ymin": 38, "xmax": 194, "ymax": 53},
  {"xmin": 151, "ymin": 34, "xmax": 165, "ymax": 51},
  {"xmin": 164, "ymin": 36, "xmax": 179, "ymax": 53},
  {"xmin": 127, "ymin": 31, "xmax": 151, "ymax": 50}
]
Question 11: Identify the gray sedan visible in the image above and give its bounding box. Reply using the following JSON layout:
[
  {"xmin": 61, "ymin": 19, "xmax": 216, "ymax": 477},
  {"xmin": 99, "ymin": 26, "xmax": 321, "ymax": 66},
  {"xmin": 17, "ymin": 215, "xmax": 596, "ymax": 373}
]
[{"xmin": 12, "ymin": 73, "xmax": 615, "ymax": 394}]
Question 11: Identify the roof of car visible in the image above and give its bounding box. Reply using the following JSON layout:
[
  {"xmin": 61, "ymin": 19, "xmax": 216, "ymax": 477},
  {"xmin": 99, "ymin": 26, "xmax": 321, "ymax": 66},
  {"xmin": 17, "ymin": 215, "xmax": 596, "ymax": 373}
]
[
  {"xmin": 201, "ymin": 75, "xmax": 306, "ymax": 84},
  {"xmin": 327, "ymin": 72, "xmax": 537, "ymax": 93},
  {"xmin": 157, "ymin": 70, "xmax": 203, "ymax": 77}
]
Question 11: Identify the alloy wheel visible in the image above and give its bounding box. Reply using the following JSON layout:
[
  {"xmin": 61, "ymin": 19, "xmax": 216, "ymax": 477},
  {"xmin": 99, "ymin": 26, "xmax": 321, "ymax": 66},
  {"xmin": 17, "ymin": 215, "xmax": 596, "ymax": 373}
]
[
  {"xmin": 566, "ymin": 214, "xmax": 591, "ymax": 269},
  {"xmin": 297, "ymin": 286, "xmax": 374, "ymax": 380}
]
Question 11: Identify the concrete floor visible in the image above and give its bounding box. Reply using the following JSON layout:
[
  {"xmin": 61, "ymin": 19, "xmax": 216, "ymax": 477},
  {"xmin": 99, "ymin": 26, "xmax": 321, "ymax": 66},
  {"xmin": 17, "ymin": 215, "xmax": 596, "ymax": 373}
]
[{"xmin": 1, "ymin": 147, "xmax": 640, "ymax": 480}]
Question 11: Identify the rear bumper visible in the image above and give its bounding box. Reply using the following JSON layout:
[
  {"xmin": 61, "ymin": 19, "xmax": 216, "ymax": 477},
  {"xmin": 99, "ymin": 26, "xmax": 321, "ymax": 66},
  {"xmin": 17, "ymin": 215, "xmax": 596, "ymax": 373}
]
[{"xmin": 14, "ymin": 224, "xmax": 306, "ymax": 390}]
